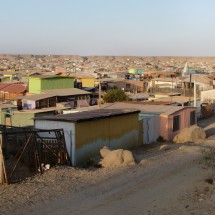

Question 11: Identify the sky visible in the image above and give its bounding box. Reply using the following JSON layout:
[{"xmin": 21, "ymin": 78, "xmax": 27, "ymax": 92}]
[{"xmin": 0, "ymin": 0, "xmax": 215, "ymax": 56}]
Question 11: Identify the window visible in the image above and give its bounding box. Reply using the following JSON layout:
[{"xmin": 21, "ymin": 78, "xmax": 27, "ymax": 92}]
[
  {"xmin": 126, "ymin": 84, "xmax": 131, "ymax": 88},
  {"xmin": 173, "ymin": 115, "xmax": 180, "ymax": 132},
  {"xmin": 190, "ymin": 111, "xmax": 196, "ymax": 125}
]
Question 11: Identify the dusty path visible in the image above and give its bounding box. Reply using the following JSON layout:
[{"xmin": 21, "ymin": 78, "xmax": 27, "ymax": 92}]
[{"xmin": 18, "ymin": 145, "xmax": 212, "ymax": 215}]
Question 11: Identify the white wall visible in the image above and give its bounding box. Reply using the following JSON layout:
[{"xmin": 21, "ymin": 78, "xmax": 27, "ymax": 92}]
[
  {"xmin": 35, "ymin": 120, "xmax": 76, "ymax": 165},
  {"xmin": 142, "ymin": 115, "xmax": 160, "ymax": 144}
]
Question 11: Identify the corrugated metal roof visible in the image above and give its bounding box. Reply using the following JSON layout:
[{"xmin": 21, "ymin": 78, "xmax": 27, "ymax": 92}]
[
  {"xmin": 18, "ymin": 88, "xmax": 92, "ymax": 101},
  {"xmin": 42, "ymin": 88, "xmax": 92, "ymax": 96},
  {"xmin": 155, "ymin": 96, "xmax": 200, "ymax": 103},
  {"xmin": 0, "ymin": 83, "xmax": 27, "ymax": 93},
  {"xmin": 35, "ymin": 109, "xmax": 140, "ymax": 122},
  {"xmin": 13, "ymin": 107, "xmax": 70, "ymax": 114},
  {"xmin": 28, "ymin": 75, "xmax": 74, "ymax": 79},
  {"xmin": 17, "ymin": 94, "xmax": 56, "ymax": 101},
  {"xmin": 102, "ymin": 102, "xmax": 195, "ymax": 115}
]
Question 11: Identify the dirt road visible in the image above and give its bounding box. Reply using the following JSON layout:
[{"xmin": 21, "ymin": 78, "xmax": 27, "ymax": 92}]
[{"xmin": 17, "ymin": 145, "xmax": 213, "ymax": 215}]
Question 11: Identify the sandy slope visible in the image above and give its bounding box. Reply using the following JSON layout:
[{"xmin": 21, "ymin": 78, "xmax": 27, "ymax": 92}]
[{"xmin": 4, "ymin": 143, "xmax": 212, "ymax": 215}]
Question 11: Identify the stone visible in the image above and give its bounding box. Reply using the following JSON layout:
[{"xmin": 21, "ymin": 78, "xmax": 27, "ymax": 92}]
[
  {"xmin": 122, "ymin": 150, "xmax": 136, "ymax": 165},
  {"xmin": 100, "ymin": 149, "xmax": 136, "ymax": 167},
  {"xmin": 100, "ymin": 147, "xmax": 111, "ymax": 158},
  {"xmin": 100, "ymin": 149, "xmax": 124, "ymax": 167},
  {"xmin": 173, "ymin": 125, "xmax": 206, "ymax": 144}
]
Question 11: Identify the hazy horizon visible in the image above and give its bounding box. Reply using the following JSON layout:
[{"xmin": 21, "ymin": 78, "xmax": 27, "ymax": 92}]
[{"xmin": 1, "ymin": 0, "xmax": 215, "ymax": 56}]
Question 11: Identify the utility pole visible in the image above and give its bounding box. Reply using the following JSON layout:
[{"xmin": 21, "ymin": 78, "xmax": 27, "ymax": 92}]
[
  {"xmin": 194, "ymin": 79, "xmax": 197, "ymax": 107},
  {"xmin": 189, "ymin": 74, "xmax": 192, "ymax": 103},
  {"xmin": 98, "ymin": 73, "xmax": 101, "ymax": 110}
]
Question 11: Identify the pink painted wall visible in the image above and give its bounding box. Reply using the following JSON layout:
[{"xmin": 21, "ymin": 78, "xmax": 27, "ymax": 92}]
[{"xmin": 160, "ymin": 107, "xmax": 196, "ymax": 141}]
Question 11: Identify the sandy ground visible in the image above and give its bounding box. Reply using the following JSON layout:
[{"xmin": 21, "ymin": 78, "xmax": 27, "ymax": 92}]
[
  {"xmin": 0, "ymin": 143, "xmax": 214, "ymax": 215},
  {"xmin": 1, "ymin": 117, "xmax": 215, "ymax": 215}
]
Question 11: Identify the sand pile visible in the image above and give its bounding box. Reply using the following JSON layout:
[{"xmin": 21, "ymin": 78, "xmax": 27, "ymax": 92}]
[
  {"xmin": 173, "ymin": 125, "xmax": 206, "ymax": 144},
  {"xmin": 100, "ymin": 147, "xmax": 136, "ymax": 167}
]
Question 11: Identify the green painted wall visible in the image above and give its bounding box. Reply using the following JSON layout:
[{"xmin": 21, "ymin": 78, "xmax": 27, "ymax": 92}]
[
  {"xmin": 28, "ymin": 77, "xmax": 75, "ymax": 94},
  {"xmin": 11, "ymin": 112, "xmax": 35, "ymax": 127},
  {"xmin": 1, "ymin": 76, "xmax": 10, "ymax": 82},
  {"xmin": 11, "ymin": 111, "xmax": 55, "ymax": 127},
  {"xmin": 28, "ymin": 78, "xmax": 41, "ymax": 94},
  {"xmin": 0, "ymin": 107, "xmax": 18, "ymax": 126},
  {"xmin": 41, "ymin": 77, "xmax": 74, "ymax": 91}
]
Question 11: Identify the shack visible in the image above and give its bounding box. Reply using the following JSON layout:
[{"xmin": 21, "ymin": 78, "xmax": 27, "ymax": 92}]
[
  {"xmin": 34, "ymin": 109, "xmax": 141, "ymax": 166},
  {"xmin": 103, "ymin": 102, "xmax": 197, "ymax": 143},
  {"xmin": 27, "ymin": 75, "xmax": 75, "ymax": 94}
]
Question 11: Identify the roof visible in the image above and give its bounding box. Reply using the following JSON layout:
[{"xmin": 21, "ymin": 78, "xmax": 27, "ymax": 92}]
[
  {"xmin": 18, "ymin": 88, "xmax": 92, "ymax": 101},
  {"xmin": 17, "ymin": 94, "xmax": 56, "ymax": 101},
  {"xmin": 27, "ymin": 75, "xmax": 74, "ymax": 79},
  {"xmin": 42, "ymin": 88, "xmax": 92, "ymax": 96},
  {"xmin": 102, "ymin": 102, "xmax": 196, "ymax": 115},
  {"xmin": 182, "ymin": 74, "xmax": 212, "ymax": 84},
  {"xmin": 76, "ymin": 73, "xmax": 95, "ymax": 79},
  {"xmin": 0, "ymin": 104, "xmax": 17, "ymax": 109},
  {"xmin": 12, "ymin": 107, "xmax": 71, "ymax": 114},
  {"xmin": 155, "ymin": 96, "xmax": 200, "ymax": 104},
  {"xmin": 34, "ymin": 109, "xmax": 140, "ymax": 123},
  {"xmin": 153, "ymin": 77, "xmax": 179, "ymax": 82},
  {"xmin": 124, "ymin": 101, "xmax": 175, "ymax": 105},
  {"xmin": 0, "ymin": 83, "xmax": 27, "ymax": 93}
]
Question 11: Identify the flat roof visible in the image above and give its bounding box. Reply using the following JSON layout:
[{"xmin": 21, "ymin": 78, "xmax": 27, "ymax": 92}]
[
  {"xmin": 101, "ymin": 102, "xmax": 196, "ymax": 115},
  {"xmin": 42, "ymin": 88, "xmax": 92, "ymax": 96},
  {"xmin": 35, "ymin": 109, "xmax": 140, "ymax": 123},
  {"xmin": 13, "ymin": 107, "xmax": 71, "ymax": 114},
  {"xmin": 155, "ymin": 96, "xmax": 200, "ymax": 103},
  {"xmin": 18, "ymin": 88, "xmax": 92, "ymax": 101},
  {"xmin": 27, "ymin": 75, "xmax": 74, "ymax": 79},
  {"xmin": 0, "ymin": 104, "xmax": 17, "ymax": 109},
  {"xmin": 17, "ymin": 94, "xmax": 56, "ymax": 101}
]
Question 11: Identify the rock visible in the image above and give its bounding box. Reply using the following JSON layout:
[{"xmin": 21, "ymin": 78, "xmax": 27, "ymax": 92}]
[
  {"xmin": 173, "ymin": 125, "xmax": 206, "ymax": 144},
  {"xmin": 159, "ymin": 144, "xmax": 171, "ymax": 150},
  {"xmin": 100, "ymin": 149, "xmax": 124, "ymax": 167},
  {"xmin": 100, "ymin": 149, "xmax": 136, "ymax": 167},
  {"xmin": 100, "ymin": 147, "xmax": 111, "ymax": 158},
  {"xmin": 122, "ymin": 150, "xmax": 135, "ymax": 165}
]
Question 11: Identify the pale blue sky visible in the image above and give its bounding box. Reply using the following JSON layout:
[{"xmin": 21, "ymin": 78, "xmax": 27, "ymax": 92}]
[{"xmin": 0, "ymin": 0, "xmax": 215, "ymax": 56}]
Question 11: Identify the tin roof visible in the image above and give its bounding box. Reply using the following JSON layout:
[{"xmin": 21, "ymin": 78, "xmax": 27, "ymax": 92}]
[
  {"xmin": 18, "ymin": 88, "xmax": 91, "ymax": 101},
  {"xmin": 0, "ymin": 83, "xmax": 27, "ymax": 93},
  {"xmin": 102, "ymin": 102, "xmax": 196, "ymax": 115},
  {"xmin": 35, "ymin": 109, "xmax": 140, "ymax": 122},
  {"xmin": 13, "ymin": 106, "xmax": 70, "ymax": 114},
  {"xmin": 41, "ymin": 88, "xmax": 92, "ymax": 96},
  {"xmin": 27, "ymin": 75, "xmax": 74, "ymax": 79},
  {"xmin": 155, "ymin": 96, "xmax": 200, "ymax": 104},
  {"xmin": 17, "ymin": 94, "xmax": 56, "ymax": 101}
]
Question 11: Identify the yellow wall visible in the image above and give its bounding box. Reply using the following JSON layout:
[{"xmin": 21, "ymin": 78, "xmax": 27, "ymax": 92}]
[
  {"xmin": 75, "ymin": 113, "xmax": 140, "ymax": 165},
  {"xmin": 128, "ymin": 69, "xmax": 136, "ymax": 74},
  {"xmin": 81, "ymin": 78, "xmax": 95, "ymax": 88}
]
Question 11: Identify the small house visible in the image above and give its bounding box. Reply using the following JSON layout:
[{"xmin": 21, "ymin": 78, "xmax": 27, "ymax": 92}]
[
  {"xmin": 27, "ymin": 75, "xmax": 75, "ymax": 94},
  {"xmin": 103, "ymin": 102, "xmax": 197, "ymax": 143},
  {"xmin": 34, "ymin": 109, "xmax": 141, "ymax": 166},
  {"xmin": 18, "ymin": 88, "xmax": 92, "ymax": 110},
  {"xmin": 0, "ymin": 83, "xmax": 27, "ymax": 101}
]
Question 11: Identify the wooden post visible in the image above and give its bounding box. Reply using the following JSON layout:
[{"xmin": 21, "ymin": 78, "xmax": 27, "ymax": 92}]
[{"xmin": 0, "ymin": 143, "xmax": 8, "ymax": 184}]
